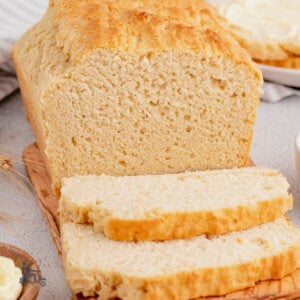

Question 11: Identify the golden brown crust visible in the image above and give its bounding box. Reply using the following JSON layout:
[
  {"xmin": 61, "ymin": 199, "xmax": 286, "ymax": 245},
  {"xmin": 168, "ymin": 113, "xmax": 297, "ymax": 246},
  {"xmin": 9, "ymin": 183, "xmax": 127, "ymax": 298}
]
[
  {"xmin": 59, "ymin": 192, "xmax": 292, "ymax": 241},
  {"xmin": 61, "ymin": 219, "xmax": 300, "ymax": 299},
  {"xmin": 12, "ymin": 0, "xmax": 262, "ymax": 194},
  {"xmin": 51, "ymin": 0, "xmax": 256, "ymax": 66},
  {"xmin": 141, "ymin": 247, "xmax": 299, "ymax": 299},
  {"xmin": 254, "ymin": 57, "xmax": 300, "ymax": 70},
  {"xmin": 12, "ymin": 49, "xmax": 61, "ymax": 195},
  {"xmin": 219, "ymin": 21, "xmax": 300, "ymax": 68},
  {"xmin": 104, "ymin": 196, "xmax": 292, "ymax": 241},
  {"xmin": 63, "ymin": 242, "xmax": 300, "ymax": 299},
  {"xmin": 226, "ymin": 28, "xmax": 292, "ymax": 62},
  {"xmin": 12, "ymin": 10, "xmax": 70, "ymax": 194}
]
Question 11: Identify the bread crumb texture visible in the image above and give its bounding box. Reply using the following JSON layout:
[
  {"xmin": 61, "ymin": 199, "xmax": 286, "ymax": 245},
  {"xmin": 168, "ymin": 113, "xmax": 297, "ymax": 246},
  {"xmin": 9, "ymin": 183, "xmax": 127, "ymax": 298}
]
[
  {"xmin": 61, "ymin": 218, "xmax": 300, "ymax": 299},
  {"xmin": 59, "ymin": 167, "xmax": 292, "ymax": 241},
  {"xmin": 12, "ymin": 0, "xmax": 262, "ymax": 193}
]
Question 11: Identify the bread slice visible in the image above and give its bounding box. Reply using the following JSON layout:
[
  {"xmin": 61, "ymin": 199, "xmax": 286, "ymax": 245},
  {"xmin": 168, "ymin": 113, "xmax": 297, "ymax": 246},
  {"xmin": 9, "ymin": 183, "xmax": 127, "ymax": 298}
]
[
  {"xmin": 12, "ymin": 0, "xmax": 262, "ymax": 195},
  {"xmin": 59, "ymin": 167, "xmax": 292, "ymax": 241},
  {"xmin": 254, "ymin": 57, "xmax": 300, "ymax": 70},
  {"xmin": 61, "ymin": 217, "xmax": 300, "ymax": 300},
  {"xmin": 214, "ymin": 0, "xmax": 300, "ymax": 69}
]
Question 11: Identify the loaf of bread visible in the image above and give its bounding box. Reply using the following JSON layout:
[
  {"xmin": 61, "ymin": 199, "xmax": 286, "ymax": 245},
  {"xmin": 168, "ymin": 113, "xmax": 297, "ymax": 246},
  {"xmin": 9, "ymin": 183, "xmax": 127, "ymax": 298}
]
[
  {"xmin": 61, "ymin": 217, "xmax": 300, "ymax": 299},
  {"xmin": 214, "ymin": 0, "xmax": 300, "ymax": 69},
  {"xmin": 59, "ymin": 167, "xmax": 292, "ymax": 241},
  {"xmin": 12, "ymin": 0, "xmax": 262, "ymax": 194}
]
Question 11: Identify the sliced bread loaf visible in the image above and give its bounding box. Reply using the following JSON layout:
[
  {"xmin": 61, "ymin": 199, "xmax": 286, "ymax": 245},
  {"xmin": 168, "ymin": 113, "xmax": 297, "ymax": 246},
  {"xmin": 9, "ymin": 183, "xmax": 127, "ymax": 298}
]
[
  {"xmin": 12, "ymin": 0, "xmax": 262, "ymax": 195},
  {"xmin": 59, "ymin": 167, "xmax": 292, "ymax": 241},
  {"xmin": 61, "ymin": 217, "xmax": 300, "ymax": 300}
]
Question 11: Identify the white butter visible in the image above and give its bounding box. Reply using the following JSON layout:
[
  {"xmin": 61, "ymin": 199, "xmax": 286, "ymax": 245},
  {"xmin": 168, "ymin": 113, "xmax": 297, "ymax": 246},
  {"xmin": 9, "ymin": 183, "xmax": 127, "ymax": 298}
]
[
  {"xmin": 0, "ymin": 256, "xmax": 22, "ymax": 300},
  {"xmin": 218, "ymin": 0, "xmax": 300, "ymax": 44}
]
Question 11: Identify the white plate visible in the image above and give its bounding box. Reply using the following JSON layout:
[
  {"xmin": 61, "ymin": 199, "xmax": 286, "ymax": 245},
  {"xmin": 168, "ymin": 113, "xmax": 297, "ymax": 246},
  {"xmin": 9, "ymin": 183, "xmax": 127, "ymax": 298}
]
[
  {"xmin": 296, "ymin": 133, "xmax": 300, "ymax": 181},
  {"xmin": 259, "ymin": 64, "xmax": 300, "ymax": 88}
]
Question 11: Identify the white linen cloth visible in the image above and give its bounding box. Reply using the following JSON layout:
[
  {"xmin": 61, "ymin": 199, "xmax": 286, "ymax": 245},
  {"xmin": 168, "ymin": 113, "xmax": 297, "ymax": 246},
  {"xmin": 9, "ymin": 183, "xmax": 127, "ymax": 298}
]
[
  {"xmin": 262, "ymin": 82, "xmax": 300, "ymax": 103},
  {"xmin": 0, "ymin": 0, "xmax": 298, "ymax": 103},
  {"xmin": 0, "ymin": 1, "xmax": 47, "ymax": 101}
]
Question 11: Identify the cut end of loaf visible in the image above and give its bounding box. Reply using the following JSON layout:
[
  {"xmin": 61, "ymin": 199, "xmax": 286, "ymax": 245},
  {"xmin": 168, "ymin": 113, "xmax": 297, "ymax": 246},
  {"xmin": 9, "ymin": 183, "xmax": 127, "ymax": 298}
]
[
  {"xmin": 12, "ymin": 0, "xmax": 262, "ymax": 194},
  {"xmin": 45, "ymin": 49, "xmax": 261, "ymax": 193}
]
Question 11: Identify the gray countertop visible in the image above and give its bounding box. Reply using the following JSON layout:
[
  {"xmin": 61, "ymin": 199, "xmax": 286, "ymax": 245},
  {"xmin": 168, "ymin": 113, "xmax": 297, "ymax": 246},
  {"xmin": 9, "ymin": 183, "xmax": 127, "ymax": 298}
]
[
  {"xmin": 0, "ymin": 92, "xmax": 70, "ymax": 300},
  {"xmin": 0, "ymin": 91, "xmax": 300, "ymax": 299}
]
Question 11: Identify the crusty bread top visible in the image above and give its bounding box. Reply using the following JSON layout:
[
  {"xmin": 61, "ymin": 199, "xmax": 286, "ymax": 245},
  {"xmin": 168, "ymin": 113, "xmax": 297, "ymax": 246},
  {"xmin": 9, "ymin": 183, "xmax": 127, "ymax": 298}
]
[
  {"xmin": 12, "ymin": 0, "xmax": 263, "ymax": 195},
  {"xmin": 50, "ymin": 0, "xmax": 257, "ymax": 66}
]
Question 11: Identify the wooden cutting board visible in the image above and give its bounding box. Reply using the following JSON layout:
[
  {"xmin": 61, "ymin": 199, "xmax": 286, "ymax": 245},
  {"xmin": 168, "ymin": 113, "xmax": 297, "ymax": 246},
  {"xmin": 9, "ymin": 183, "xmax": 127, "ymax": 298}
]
[{"xmin": 23, "ymin": 143, "xmax": 300, "ymax": 300}]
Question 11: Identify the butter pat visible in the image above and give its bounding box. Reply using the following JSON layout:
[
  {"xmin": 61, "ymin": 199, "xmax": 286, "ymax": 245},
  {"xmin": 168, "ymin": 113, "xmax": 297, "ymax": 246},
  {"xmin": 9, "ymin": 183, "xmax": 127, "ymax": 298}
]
[
  {"xmin": 218, "ymin": 0, "xmax": 300, "ymax": 44},
  {"xmin": 0, "ymin": 256, "xmax": 22, "ymax": 300}
]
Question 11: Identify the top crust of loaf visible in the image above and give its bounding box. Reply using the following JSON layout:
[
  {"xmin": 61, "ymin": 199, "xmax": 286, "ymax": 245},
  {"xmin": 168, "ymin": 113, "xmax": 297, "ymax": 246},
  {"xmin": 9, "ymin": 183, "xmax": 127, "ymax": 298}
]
[
  {"xmin": 12, "ymin": 0, "xmax": 263, "ymax": 194},
  {"xmin": 51, "ymin": 0, "xmax": 259, "ymax": 68}
]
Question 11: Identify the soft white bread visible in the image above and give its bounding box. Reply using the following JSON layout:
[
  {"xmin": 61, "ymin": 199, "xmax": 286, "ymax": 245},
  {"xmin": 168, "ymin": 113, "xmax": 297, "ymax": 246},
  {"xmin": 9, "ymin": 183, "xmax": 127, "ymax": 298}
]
[
  {"xmin": 214, "ymin": 0, "xmax": 300, "ymax": 69},
  {"xmin": 61, "ymin": 218, "xmax": 300, "ymax": 300},
  {"xmin": 59, "ymin": 167, "xmax": 292, "ymax": 241},
  {"xmin": 12, "ymin": 0, "xmax": 262, "ymax": 194}
]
